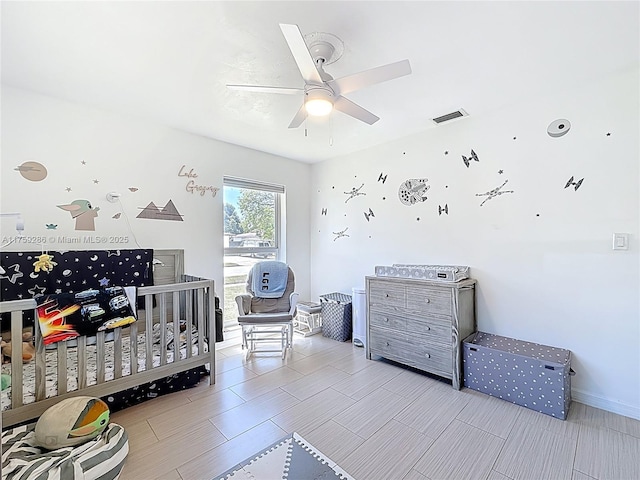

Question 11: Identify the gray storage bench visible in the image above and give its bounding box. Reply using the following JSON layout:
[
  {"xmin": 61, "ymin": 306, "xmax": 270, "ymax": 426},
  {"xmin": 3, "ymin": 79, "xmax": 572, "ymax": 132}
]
[{"xmin": 463, "ymin": 331, "xmax": 573, "ymax": 419}]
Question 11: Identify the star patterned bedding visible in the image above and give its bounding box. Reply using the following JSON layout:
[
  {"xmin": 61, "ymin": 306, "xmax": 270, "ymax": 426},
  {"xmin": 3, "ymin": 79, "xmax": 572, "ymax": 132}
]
[{"xmin": 1, "ymin": 322, "xmax": 207, "ymax": 412}]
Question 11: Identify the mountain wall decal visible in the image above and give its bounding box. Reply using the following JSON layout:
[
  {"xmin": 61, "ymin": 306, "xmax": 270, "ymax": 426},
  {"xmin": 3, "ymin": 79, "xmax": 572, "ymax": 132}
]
[{"xmin": 137, "ymin": 200, "xmax": 184, "ymax": 221}]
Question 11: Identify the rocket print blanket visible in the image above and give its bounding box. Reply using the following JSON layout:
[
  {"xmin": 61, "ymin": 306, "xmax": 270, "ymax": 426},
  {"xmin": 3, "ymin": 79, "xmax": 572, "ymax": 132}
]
[{"xmin": 36, "ymin": 286, "xmax": 136, "ymax": 345}]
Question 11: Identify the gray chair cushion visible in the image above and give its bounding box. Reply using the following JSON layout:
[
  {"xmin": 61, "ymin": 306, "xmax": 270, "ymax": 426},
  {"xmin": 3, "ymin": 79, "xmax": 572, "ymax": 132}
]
[{"xmin": 238, "ymin": 312, "xmax": 293, "ymax": 324}]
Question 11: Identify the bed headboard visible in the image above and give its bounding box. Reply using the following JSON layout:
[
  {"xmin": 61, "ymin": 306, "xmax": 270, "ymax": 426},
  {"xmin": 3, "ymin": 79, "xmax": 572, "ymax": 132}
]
[{"xmin": 152, "ymin": 249, "xmax": 184, "ymax": 285}]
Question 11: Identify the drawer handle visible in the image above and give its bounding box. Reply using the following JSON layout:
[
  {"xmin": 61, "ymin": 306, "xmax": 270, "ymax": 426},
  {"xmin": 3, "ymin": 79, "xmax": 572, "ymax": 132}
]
[
  {"xmin": 384, "ymin": 317, "xmax": 389, "ymax": 322},
  {"xmin": 425, "ymin": 298, "xmax": 430, "ymax": 303},
  {"xmin": 425, "ymin": 353, "xmax": 431, "ymax": 358},
  {"xmin": 385, "ymin": 294, "xmax": 389, "ymax": 298},
  {"xmin": 425, "ymin": 326, "xmax": 430, "ymax": 331},
  {"xmin": 386, "ymin": 342, "xmax": 390, "ymax": 347}
]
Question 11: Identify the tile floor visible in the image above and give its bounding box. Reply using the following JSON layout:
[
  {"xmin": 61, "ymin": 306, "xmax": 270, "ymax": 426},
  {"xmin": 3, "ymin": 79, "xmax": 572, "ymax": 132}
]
[{"xmin": 111, "ymin": 334, "xmax": 640, "ymax": 480}]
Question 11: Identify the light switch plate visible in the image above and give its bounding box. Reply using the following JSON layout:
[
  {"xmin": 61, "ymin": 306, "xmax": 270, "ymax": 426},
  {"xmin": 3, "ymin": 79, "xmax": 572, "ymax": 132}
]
[{"xmin": 613, "ymin": 233, "xmax": 629, "ymax": 250}]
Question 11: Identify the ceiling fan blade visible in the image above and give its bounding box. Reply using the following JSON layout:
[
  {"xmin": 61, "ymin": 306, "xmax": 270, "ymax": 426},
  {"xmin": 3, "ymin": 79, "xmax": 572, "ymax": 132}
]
[
  {"xmin": 288, "ymin": 105, "xmax": 307, "ymax": 128},
  {"xmin": 227, "ymin": 85, "xmax": 303, "ymax": 95},
  {"xmin": 279, "ymin": 23, "xmax": 323, "ymax": 85},
  {"xmin": 334, "ymin": 96, "xmax": 380, "ymax": 125},
  {"xmin": 328, "ymin": 59, "xmax": 412, "ymax": 96}
]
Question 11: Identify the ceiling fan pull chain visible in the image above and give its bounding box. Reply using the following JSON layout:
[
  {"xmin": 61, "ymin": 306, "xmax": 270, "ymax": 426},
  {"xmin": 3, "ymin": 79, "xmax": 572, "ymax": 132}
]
[{"xmin": 329, "ymin": 112, "xmax": 334, "ymax": 146}]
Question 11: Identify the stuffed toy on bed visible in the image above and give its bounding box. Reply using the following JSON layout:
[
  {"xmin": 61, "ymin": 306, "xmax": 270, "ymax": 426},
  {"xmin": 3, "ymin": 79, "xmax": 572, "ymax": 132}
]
[
  {"xmin": 2, "ymin": 399, "xmax": 128, "ymax": 480},
  {"xmin": 34, "ymin": 396, "xmax": 111, "ymax": 449},
  {"xmin": 1, "ymin": 332, "xmax": 35, "ymax": 364},
  {"xmin": 1, "ymin": 373, "xmax": 10, "ymax": 390}
]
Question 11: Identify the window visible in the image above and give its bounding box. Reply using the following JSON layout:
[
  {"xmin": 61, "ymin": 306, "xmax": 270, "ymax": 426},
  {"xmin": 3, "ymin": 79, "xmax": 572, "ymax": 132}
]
[{"xmin": 222, "ymin": 176, "xmax": 284, "ymax": 329}]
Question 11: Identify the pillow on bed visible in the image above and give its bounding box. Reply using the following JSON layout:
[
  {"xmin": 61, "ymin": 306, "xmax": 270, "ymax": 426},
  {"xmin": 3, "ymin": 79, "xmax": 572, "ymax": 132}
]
[{"xmin": 34, "ymin": 396, "xmax": 110, "ymax": 449}]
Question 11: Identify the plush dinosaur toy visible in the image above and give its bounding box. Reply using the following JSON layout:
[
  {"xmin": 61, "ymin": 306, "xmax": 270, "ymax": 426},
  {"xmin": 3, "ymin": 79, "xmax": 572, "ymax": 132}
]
[{"xmin": 1, "ymin": 332, "xmax": 36, "ymax": 363}]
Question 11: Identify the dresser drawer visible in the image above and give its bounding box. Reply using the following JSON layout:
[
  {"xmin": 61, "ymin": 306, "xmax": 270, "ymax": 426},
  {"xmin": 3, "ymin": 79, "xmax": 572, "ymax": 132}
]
[
  {"xmin": 406, "ymin": 285, "xmax": 451, "ymax": 315},
  {"xmin": 369, "ymin": 311, "xmax": 406, "ymax": 330},
  {"xmin": 369, "ymin": 327, "xmax": 408, "ymax": 360},
  {"xmin": 368, "ymin": 281, "xmax": 405, "ymax": 308},
  {"xmin": 402, "ymin": 334, "xmax": 451, "ymax": 378},
  {"xmin": 370, "ymin": 327, "xmax": 452, "ymax": 378},
  {"xmin": 405, "ymin": 314, "xmax": 451, "ymax": 341}
]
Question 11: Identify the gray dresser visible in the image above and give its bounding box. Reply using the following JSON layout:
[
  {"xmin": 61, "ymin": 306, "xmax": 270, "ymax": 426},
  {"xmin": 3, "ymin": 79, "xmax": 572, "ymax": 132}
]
[{"xmin": 365, "ymin": 276, "xmax": 476, "ymax": 390}]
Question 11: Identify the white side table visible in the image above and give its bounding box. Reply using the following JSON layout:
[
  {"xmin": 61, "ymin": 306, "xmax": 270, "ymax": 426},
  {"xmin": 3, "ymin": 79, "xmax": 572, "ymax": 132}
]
[{"xmin": 294, "ymin": 301, "xmax": 322, "ymax": 336}]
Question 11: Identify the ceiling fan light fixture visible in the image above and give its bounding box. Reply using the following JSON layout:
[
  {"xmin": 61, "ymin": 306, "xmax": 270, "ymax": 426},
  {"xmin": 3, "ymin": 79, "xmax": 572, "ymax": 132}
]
[
  {"xmin": 305, "ymin": 98, "xmax": 333, "ymax": 116},
  {"xmin": 304, "ymin": 88, "xmax": 333, "ymax": 116}
]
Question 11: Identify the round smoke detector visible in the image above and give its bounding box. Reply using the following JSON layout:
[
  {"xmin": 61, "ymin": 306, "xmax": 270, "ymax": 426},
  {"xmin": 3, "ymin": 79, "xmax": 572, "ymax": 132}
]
[{"xmin": 304, "ymin": 31, "xmax": 344, "ymax": 65}]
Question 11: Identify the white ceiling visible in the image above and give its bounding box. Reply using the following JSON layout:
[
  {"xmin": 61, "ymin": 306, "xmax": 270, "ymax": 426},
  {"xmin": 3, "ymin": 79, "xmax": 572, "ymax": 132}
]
[{"xmin": 2, "ymin": 1, "xmax": 638, "ymax": 163}]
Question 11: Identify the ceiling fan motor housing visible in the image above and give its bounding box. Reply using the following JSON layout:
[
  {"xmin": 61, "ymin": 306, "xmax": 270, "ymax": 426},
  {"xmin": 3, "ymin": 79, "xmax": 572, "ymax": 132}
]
[{"xmin": 308, "ymin": 40, "xmax": 334, "ymax": 64}]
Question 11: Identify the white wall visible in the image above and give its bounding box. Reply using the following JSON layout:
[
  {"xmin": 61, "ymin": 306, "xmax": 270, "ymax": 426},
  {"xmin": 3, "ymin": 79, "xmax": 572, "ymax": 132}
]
[
  {"xmin": 0, "ymin": 86, "xmax": 311, "ymax": 301},
  {"xmin": 310, "ymin": 67, "xmax": 640, "ymax": 419}
]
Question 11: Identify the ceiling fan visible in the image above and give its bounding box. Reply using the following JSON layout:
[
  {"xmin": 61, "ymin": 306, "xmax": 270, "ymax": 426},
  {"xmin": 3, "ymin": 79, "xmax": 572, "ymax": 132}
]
[{"xmin": 227, "ymin": 24, "xmax": 412, "ymax": 128}]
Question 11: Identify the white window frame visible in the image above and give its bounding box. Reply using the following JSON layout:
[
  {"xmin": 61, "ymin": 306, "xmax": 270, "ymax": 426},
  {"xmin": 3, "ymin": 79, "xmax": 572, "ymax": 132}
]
[{"xmin": 223, "ymin": 176, "xmax": 283, "ymax": 260}]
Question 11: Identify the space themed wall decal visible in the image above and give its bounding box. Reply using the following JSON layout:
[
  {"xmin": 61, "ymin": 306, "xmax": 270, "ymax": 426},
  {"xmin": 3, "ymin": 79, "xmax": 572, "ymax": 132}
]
[
  {"xmin": 547, "ymin": 119, "xmax": 571, "ymax": 137},
  {"xmin": 129, "ymin": 187, "xmax": 139, "ymax": 192},
  {"xmin": 57, "ymin": 200, "xmax": 100, "ymax": 231},
  {"xmin": 564, "ymin": 176, "xmax": 584, "ymax": 191},
  {"xmin": 476, "ymin": 180, "xmax": 514, "ymax": 207},
  {"xmin": 321, "ymin": 208, "xmax": 327, "ymax": 215},
  {"xmin": 15, "ymin": 161, "xmax": 47, "ymax": 182},
  {"xmin": 364, "ymin": 208, "xmax": 375, "ymax": 221},
  {"xmin": 333, "ymin": 228, "xmax": 349, "ymax": 241},
  {"xmin": 398, "ymin": 178, "xmax": 430, "ymax": 206},
  {"xmin": 462, "ymin": 150, "xmax": 480, "ymax": 168},
  {"xmin": 344, "ymin": 184, "xmax": 366, "ymax": 203},
  {"xmin": 378, "ymin": 173, "xmax": 388, "ymax": 183},
  {"xmin": 136, "ymin": 200, "xmax": 184, "ymax": 221},
  {"xmin": 438, "ymin": 204, "xmax": 449, "ymax": 215},
  {"xmin": 46, "ymin": 224, "xmax": 57, "ymax": 230}
]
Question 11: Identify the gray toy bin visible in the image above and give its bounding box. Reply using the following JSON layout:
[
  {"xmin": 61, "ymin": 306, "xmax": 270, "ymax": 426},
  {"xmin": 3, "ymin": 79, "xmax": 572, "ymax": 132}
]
[{"xmin": 462, "ymin": 331, "xmax": 574, "ymax": 420}]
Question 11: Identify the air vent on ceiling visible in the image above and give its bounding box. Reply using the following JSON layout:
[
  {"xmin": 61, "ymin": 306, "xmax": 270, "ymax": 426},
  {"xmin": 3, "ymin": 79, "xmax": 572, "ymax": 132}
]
[{"xmin": 432, "ymin": 109, "xmax": 468, "ymax": 124}]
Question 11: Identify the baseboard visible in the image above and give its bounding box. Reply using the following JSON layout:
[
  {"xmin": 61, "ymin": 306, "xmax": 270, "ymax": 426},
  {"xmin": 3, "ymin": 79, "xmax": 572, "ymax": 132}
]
[{"xmin": 572, "ymin": 388, "xmax": 640, "ymax": 420}]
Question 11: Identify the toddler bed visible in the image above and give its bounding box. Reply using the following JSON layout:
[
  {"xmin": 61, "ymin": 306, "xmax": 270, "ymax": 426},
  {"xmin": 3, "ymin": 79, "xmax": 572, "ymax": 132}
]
[{"xmin": 1, "ymin": 273, "xmax": 216, "ymax": 429}]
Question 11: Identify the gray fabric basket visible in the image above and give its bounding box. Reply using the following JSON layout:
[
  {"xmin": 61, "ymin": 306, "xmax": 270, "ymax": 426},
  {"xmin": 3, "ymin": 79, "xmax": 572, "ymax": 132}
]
[{"xmin": 319, "ymin": 292, "xmax": 352, "ymax": 342}]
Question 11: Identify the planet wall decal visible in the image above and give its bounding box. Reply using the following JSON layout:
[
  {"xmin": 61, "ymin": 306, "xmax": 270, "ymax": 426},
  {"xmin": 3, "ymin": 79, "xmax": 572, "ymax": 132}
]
[{"xmin": 15, "ymin": 161, "xmax": 48, "ymax": 181}]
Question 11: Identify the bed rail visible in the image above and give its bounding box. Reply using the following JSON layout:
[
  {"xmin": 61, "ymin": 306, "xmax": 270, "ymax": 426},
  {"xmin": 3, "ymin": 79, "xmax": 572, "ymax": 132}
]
[{"xmin": 1, "ymin": 278, "xmax": 215, "ymax": 428}]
